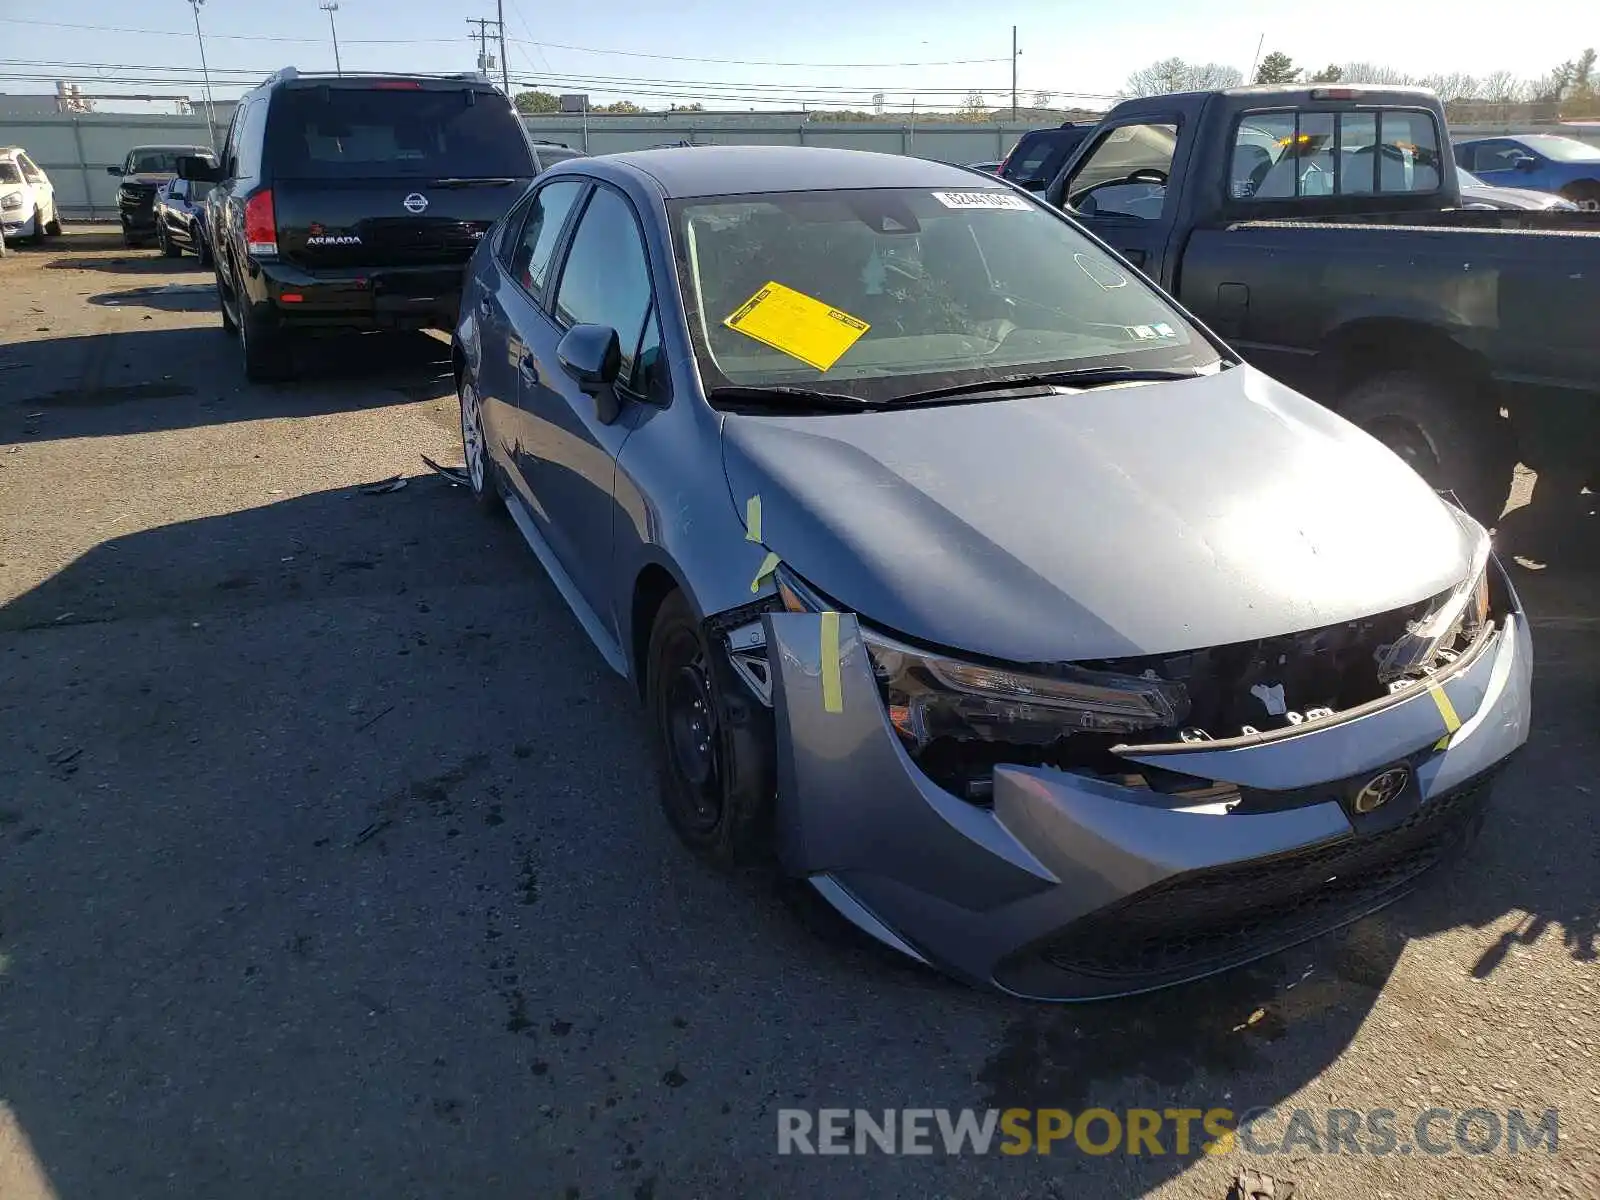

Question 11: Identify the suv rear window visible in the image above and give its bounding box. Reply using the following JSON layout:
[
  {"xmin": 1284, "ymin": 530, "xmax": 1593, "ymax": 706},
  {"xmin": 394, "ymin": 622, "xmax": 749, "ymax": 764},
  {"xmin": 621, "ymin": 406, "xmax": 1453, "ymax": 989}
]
[
  {"xmin": 127, "ymin": 149, "xmax": 206, "ymax": 174},
  {"xmin": 265, "ymin": 86, "xmax": 535, "ymax": 180}
]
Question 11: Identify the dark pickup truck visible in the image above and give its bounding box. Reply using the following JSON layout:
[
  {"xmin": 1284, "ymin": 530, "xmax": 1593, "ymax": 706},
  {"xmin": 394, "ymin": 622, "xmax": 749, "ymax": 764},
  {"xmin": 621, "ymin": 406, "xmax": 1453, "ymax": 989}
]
[{"xmin": 1043, "ymin": 84, "xmax": 1600, "ymax": 520}]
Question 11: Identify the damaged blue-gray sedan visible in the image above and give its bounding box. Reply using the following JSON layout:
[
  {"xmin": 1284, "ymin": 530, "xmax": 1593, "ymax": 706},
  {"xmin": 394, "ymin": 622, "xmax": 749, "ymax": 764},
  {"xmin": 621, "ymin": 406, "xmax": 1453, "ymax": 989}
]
[{"xmin": 451, "ymin": 146, "xmax": 1531, "ymax": 1000}]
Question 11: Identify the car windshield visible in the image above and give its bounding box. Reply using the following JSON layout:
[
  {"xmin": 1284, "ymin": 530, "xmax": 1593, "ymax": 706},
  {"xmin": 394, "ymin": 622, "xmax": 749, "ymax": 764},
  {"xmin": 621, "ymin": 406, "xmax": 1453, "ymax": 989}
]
[
  {"xmin": 128, "ymin": 150, "xmax": 204, "ymax": 174},
  {"xmin": 266, "ymin": 86, "xmax": 534, "ymax": 180},
  {"xmin": 669, "ymin": 186, "xmax": 1218, "ymax": 403},
  {"xmin": 0, "ymin": 162, "xmax": 22, "ymax": 184},
  {"xmin": 1518, "ymin": 135, "xmax": 1600, "ymax": 163}
]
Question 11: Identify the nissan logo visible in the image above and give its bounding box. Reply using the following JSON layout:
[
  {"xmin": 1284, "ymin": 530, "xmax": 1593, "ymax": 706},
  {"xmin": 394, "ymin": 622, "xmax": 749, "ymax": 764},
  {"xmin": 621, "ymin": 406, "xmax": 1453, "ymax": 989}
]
[
  {"xmin": 1353, "ymin": 766, "xmax": 1412, "ymax": 814},
  {"xmin": 403, "ymin": 193, "xmax": 429, "ymax": 214}
]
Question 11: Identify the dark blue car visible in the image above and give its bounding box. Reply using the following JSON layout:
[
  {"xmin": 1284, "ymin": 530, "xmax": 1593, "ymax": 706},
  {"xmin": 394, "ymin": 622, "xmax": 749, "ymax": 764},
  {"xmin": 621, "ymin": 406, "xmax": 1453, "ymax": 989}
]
[
  {"xmin": 447, "ymin": 146, "xmax": 1527, "ymax": 998},
  {"xmin": 1453, "ymin": 133, "xmax": 1600, "ymax": 209}
]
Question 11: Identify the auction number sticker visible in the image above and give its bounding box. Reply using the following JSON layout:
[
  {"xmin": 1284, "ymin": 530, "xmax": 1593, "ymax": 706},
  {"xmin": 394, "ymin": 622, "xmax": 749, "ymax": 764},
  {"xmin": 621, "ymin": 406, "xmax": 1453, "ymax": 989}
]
[
  {"xmin": 724, "ymin": 281, "xmax": 871, "ymax": 372},
  {"xmin": 931, "ymin": 191, "xmax": 1031, "ymax": 211}
]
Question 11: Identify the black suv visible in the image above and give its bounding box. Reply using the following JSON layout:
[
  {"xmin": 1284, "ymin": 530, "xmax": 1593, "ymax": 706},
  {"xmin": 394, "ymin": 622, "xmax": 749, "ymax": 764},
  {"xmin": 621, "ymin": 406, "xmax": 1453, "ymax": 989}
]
[
  {"xmin": 109, "ymin": 144, "xmax": 215, "ymax": 247},
  {"xmin": 997, "ymin": 122, "xmax": 1094, "ymax": 192},
  {"xmin": 179, "ymin": 68, "xmax": 538, "ymax": 382}
]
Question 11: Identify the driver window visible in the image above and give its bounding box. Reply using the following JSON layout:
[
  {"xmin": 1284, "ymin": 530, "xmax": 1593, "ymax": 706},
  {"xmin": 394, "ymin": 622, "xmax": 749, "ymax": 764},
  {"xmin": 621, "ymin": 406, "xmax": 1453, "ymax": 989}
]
[{"xmin": 1066, "ymin": 123, "xmax": 1177, "ymax": 221}]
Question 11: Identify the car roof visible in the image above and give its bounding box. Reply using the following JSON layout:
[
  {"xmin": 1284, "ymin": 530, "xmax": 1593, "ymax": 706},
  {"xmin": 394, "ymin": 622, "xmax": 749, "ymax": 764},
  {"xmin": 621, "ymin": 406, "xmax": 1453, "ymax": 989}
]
[{"xmin": 597, "ymin": 145, "xmax": 1015, "ymax": 199}]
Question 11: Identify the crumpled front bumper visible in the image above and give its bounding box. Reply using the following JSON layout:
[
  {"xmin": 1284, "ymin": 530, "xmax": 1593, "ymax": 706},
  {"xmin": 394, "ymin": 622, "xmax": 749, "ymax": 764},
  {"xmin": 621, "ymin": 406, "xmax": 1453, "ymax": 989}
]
[{"xmin": 763, "ymin": 585, "xmax": 1532, "ymax": 1000}]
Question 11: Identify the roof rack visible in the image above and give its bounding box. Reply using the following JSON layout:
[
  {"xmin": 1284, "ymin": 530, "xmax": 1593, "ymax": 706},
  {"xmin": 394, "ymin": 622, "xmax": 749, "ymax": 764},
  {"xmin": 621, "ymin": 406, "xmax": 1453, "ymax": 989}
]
[{"xmin": 259, "ymin": 66, "xmax": 496, "ymax": 88}]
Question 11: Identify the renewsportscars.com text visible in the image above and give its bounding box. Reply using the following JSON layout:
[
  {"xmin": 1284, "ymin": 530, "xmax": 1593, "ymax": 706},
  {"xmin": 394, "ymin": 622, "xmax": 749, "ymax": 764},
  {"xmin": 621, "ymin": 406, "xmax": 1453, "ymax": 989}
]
[{"xmin": 776, "ymin": 1107, "xmax": 1560, "ymax": 1157}]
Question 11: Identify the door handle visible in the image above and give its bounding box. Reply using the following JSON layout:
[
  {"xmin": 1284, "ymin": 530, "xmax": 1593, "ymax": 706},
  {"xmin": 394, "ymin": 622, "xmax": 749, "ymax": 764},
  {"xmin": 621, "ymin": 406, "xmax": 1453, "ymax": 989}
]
[
  {"xmin": 517, "ymin": 353, "xmax": 539, "ymax": 384},
  {"xmin": 478, "ymin": 296, "xmax": 493, "ymax": 319}
]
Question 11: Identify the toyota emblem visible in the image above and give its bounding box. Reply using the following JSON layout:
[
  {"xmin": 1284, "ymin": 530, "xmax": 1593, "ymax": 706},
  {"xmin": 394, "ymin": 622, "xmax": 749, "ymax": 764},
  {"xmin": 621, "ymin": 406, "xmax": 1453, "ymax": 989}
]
[
  {"xmin": 403, "ymin": 193, "xmax": 429, "ymax": 214},
  {"xmin": 1353, "ymin": 766, "xmax": 1411, "ymax": 814}
]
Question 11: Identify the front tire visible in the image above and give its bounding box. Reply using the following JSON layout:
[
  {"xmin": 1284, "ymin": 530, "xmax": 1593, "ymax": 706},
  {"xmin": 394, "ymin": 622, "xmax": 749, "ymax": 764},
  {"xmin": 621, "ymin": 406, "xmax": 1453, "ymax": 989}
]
[
  {"xmin": 159, "ymin": 222, "xmax": 180, "ymax": 258},
  {"xmin": 457, "ymin": 374, "xmax": 504, "ymax": 515},
  {"xmin": 44, "ymin": 207, "xmax": 62, "ymax": 237},
  {"xmin": 1339, "ymin": 370, "xmax": 1512, "ymax": 525},
  {"xmin": 647, "ymin": 590, "xmax": 772, "ymax": 867},
  {"xmin": 1560, "ymin": 181, "xmax": 1600, "ymax": 212},
  {"xmin": 27, "ymin": 208, "xmax": 44, "ymax": 245}
]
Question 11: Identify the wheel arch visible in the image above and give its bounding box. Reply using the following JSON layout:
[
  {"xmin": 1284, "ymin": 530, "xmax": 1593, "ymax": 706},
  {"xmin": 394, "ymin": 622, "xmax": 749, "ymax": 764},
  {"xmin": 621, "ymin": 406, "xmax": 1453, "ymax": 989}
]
[
  {"xmin": 628, "ymin": 559, "xmax": 693, "ymax": 700},
  {"xmin": 1319, "ymin": 317, "xmax": 1495, "ymax": 412}
]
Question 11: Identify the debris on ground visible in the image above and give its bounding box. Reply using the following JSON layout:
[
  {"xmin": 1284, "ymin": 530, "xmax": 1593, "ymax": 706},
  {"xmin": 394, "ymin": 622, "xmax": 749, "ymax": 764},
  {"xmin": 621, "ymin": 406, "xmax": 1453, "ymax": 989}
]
[
  {"xmin": 352, "ymin": 818, "xmax": 392, "ymax": 846},
  {"xmin": 421, "ymin": 455, "xmax": 471, "ymax": 487},
  {"xmin": 1229, "ymin": 1169, "xmax": 1297, "ymax": 1200},
  {"xmin": 358, "ymin": 476, "xmax": 408, "ymax": 495}
]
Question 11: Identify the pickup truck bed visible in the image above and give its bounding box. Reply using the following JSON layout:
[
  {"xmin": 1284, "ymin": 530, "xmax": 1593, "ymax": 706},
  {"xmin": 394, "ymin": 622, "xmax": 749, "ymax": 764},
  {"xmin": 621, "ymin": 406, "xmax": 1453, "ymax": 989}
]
[{"xmin": 1047, "ymin": 84, "xmax": 1600, "ymax": 520}]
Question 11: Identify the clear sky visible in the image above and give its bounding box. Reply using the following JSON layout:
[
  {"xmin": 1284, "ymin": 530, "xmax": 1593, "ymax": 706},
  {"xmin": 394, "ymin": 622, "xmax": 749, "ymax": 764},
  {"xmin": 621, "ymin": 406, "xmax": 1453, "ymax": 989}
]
[{"xmin": 0, "ymin": 1, "xmax": 1585, "ymax": 113}]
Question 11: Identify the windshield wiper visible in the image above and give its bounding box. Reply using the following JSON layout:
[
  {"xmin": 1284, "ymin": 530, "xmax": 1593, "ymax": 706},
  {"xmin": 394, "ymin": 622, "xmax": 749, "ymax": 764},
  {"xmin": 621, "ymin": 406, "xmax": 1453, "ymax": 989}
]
[
  {"xmin": 886, "ymin": 364, "xmax": 1215, "ymax": 407},
  {"xmin": 706, "ymin": 385, "xmax": 880, "ymax": 414},
  {"xmin": 431, "ymin": 177, "xmax": 520, "ymax": 188}
]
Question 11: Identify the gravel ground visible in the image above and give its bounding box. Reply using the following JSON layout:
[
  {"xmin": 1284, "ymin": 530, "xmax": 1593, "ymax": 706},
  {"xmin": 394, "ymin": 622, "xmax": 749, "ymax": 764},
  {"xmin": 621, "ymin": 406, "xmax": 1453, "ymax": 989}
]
[{"xmin": 0, "ymin": 226, "xmax": 1596, "ymax": 1200}]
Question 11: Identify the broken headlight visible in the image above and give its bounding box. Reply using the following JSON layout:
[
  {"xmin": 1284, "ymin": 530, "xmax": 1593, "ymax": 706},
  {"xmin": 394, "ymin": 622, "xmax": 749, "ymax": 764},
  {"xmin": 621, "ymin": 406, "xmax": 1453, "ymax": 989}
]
[
  {"xmin": 1374, "ymin": 528, "xmax": 1492, "ymax": 683},
  {"xmin": 861, "ymin": 627, "xmax": 1190, "ymax": 750}
]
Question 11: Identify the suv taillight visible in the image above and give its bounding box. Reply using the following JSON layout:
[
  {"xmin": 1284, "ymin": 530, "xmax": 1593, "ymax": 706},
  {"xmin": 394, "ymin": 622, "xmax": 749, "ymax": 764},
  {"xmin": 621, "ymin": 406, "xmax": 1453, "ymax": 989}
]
[{"xmin": 244, "ymin": 189, "xmax": 277, "ymax": 258}]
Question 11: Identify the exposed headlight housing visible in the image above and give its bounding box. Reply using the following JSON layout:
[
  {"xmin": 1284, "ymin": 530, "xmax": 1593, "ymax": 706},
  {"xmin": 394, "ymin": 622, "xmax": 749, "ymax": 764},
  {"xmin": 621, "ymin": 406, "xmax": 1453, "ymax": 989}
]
[
  {"xmin": 861, "ymin": 628, "xmax": 1191, "ymax": 750},
  {"xmin": 0, "ymin": 193, "xmax": 22, "ymax": 211},
  {"xmin": 1374, "ymin": 527, "xmax": 1492, "ymax": 683}
]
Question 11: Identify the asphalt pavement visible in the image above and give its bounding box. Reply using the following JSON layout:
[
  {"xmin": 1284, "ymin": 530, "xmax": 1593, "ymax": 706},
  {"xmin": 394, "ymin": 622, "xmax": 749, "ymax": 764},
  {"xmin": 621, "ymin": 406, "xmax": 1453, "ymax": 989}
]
[{"xmin": 0, "ymin": 226, "xmax": 1595, "ymax": 1200}]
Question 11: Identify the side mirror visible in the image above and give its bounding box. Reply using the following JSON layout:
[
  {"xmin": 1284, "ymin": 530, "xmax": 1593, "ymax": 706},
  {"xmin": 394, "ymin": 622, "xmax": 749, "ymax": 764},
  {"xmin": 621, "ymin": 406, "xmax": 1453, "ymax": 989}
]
[
  {"xmin": 177, "ymin": 155, "xmax": 223, "ymax": 183},
  {"xmin": 556, "ymin": 323, "xmax": 623, "ymax": 421},
  {"xmin": 106, "ymin": 165, "xmax": 124, "ymax": 177},
  {"xmin": 1513, "ymin": 155, "xmax": 1537, "ymax": 173}
]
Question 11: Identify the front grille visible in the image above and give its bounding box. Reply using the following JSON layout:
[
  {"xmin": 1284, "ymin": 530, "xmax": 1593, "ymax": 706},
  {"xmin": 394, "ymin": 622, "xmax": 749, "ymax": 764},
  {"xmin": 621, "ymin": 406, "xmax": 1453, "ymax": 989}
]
[
  {"xmin": 1031, "ymin": 771, "xmax": 1496, "ymax": 983},
  {"xmin": 119, "ymin": 184, "xmax": 158, "ymax": 216}
]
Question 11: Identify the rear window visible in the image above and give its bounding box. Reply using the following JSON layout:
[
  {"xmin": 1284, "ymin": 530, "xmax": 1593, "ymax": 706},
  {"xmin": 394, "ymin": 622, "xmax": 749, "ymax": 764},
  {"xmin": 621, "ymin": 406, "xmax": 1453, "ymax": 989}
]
[
  {"xmin": 265, "ymin": 86, "xmax": 535, "ymax": 180},
  {"xmin": 1002, "ymin": 129, "xmax": 1088, "ymax": 185},
  {"xmin": 1231, "ymin": 109, "xmax": 1443, "ymax": 200},
  {"xmin": 0, "ymin": 162, "xmax": 21, "ymax": 184}
]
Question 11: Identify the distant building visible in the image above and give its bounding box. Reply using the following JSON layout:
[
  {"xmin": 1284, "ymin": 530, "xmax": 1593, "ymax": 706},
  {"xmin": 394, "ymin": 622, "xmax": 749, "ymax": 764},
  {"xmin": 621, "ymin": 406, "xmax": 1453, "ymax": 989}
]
[{"xmin": 0, "ymin": 93, "xmax": 63, "ymax": 118}]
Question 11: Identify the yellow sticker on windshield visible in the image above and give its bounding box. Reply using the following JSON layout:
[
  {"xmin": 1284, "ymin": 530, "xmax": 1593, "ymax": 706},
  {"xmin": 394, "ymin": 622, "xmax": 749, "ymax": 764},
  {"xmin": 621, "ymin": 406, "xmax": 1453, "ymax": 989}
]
[{"xmin": 724, "ymin": 281, "xmax": 870, "ymax": 372}]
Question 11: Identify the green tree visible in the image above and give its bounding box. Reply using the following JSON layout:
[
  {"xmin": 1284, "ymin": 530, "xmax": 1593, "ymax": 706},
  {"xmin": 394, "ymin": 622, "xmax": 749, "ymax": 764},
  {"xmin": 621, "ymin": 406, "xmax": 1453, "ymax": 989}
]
[
  {"xmin": 600, "ymin": 100, "xmax": 641, "ymax": 114},
  {"xmin": 513, "ymin": 90, "xmax": 559, "ymax": 114},
  {"xmin": 1309, "ymin": 64, "xmax": 1343, "ymax": 83},
  {"xmin": 1254, "ymin": 51, "xmax": 1300, "ymax": 85}
]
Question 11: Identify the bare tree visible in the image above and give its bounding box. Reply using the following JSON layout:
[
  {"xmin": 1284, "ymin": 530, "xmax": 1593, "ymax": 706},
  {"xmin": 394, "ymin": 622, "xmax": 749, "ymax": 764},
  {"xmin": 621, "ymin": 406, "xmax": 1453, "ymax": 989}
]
[
  {"xmin": 1340, "ymin": 62, "xmax": 1416, "ymax": 86},
  {"xmin": 1124, "ymin": 57, "xmax": 1242, "ymax": 97},
  {"xmin": 1032, "ymin": 89, "xmax": 1055, "ymax": 108},
  {"xmin": 960, "ymin": 89, "xmax": 988, "ymax": 120},
  {"xmin": 1420, "ymin": 72, "xmax": 1479, "ymax": 101},
  {"xmin": 1480, "ymin": 69, "xmax": 1519, "ymax": 102}
]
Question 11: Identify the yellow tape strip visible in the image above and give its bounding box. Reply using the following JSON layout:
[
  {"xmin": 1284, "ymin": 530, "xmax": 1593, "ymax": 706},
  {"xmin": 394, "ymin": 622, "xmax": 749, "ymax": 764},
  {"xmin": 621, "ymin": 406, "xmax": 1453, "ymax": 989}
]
[
  {"xmin": 1429, "ymin": 683, "xmax": 1462, "ymax": 751},
  {"xmin": 749, "ymin": 550, "xmax": 780, "ymax": 594},
  {"xmin": 820, "ymin": 610, "xmax": 843, "ymax": 714},
  {"xmin": 745, "ymin": 495, "xmax": 762, "ymax": 544}
]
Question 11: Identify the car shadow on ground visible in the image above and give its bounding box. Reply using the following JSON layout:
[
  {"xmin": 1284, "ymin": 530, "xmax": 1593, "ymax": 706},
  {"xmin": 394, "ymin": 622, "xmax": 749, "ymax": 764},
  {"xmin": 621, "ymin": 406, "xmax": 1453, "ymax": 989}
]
[
  {"xmin": 0, "ymin": 478, "xmax": 1594, "ymax": 1197},
  {"xmin": 0, "ymin": 326, "xmax": 456, "ymax": 442},
  {"xmin": 87, "ymin": 281, "xmax": 216, "ymax": 312},
  {"xmin": 43, "ymin": 251, "xmax": 181, "ymax": 275}
]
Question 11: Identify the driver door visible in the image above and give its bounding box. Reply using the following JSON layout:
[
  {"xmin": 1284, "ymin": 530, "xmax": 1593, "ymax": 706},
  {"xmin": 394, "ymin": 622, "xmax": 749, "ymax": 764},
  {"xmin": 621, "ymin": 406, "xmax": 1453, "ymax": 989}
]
[{"xmin": 1056, "ymin": 120, "xmax": 1181, "ymax": 284}]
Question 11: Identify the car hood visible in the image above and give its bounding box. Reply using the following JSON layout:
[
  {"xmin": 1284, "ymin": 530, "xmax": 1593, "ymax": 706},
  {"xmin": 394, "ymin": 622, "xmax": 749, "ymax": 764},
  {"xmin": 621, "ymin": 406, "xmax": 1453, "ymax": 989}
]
[
  {"xmin": 1462, "ymin": 182, "xmax": 1570, "ymax": 210},
  {"xmin": 719, "ymin": 365, "xmax": 1478, "ymax": 664},
  {"xmin": 125, "ymin": 172, "xmax": 178, "ymax": 186}
]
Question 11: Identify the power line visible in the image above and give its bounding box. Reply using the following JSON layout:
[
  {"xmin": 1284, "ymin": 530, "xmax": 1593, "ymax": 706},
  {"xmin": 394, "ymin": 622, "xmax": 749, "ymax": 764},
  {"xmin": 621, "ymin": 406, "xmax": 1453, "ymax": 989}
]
[{"xmin": 0, "ymin": 17, "xmax": 1009, "ymax": 65}]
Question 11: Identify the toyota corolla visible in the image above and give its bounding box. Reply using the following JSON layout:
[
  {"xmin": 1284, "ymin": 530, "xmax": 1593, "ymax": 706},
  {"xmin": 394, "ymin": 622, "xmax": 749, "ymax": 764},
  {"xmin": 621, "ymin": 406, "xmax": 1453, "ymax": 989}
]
[{"xmin": 451, "ymin": 146, "xmax": 1531, "ymax": 999}]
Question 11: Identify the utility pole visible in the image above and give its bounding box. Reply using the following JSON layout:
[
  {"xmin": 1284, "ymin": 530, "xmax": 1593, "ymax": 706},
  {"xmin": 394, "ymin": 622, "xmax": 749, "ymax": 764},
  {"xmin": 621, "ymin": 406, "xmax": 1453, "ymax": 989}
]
[
  {"xmin": 1248, "ymin": 33, "xmax": 1264, "ymax": 84},
  {"xmin": 495, "ymin": 0, "xmax": 509, "ymax": 96},
  {"xmin": 186, "ymin": 0, "xmax": 218, "ymax": 153},
  {"xmin": 468, "ymin": 17, "xmax": 495, "ymax": 73},
  {"xmin": 319, "ymin": 0, "xmax": 342, "ymax": 75},
  {"xmin": 1011, "ymin": 26, "xmax": 1019, "ymax": 121}
]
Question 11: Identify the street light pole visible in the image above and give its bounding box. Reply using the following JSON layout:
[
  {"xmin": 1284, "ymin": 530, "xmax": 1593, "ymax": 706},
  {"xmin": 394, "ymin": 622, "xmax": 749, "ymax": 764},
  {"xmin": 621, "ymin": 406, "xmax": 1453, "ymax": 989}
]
[
  {"xmin": 320, "ymin": 1, "xmax": 343, "ymax": 75},
  {"xmin": 187, "ymin": 0, "xmax": 218, "ymax": 153}
]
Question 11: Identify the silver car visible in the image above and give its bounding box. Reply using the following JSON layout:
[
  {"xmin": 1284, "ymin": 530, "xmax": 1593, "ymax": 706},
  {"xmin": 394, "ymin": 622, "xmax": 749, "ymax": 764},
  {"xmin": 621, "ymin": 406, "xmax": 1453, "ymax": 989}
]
[{"xmin": 451, "ymin": 146, "xmax": 1531, "ymax": 999}]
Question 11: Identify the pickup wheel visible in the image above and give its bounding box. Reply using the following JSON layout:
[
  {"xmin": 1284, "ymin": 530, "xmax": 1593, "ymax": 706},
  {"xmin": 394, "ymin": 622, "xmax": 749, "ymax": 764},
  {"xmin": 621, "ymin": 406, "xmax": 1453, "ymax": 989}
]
[{"xmin": 1339, "ymin": 370, "xmax": 1511, "ymax": 525}]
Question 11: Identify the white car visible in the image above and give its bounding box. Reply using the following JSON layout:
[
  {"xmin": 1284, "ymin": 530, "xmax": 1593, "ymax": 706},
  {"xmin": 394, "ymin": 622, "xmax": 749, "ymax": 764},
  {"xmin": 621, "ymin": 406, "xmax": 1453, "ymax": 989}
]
[{"xmin": 0, "ymin": 146, "xmax": 61, "ymax": 244}]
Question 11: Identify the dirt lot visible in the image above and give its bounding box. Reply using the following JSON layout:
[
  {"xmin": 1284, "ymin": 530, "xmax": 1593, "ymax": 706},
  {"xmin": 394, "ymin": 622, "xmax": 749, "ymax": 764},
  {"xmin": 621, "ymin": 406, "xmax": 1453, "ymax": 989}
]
[{"xmin": 0, "ymin": 226, "xmax": 1596, "ymax": 1200}]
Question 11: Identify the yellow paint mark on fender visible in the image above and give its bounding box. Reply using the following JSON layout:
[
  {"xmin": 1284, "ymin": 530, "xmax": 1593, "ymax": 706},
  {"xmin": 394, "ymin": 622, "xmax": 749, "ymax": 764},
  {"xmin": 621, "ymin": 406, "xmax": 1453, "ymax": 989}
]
[
  {"xmin": 745, "ymin": 494, "xmax": 762, "ymax": 543},
  {"xmin": 1430, "ymin": 683, "xmax": 1462, "ymax": 751},
  {"xmin": 820, "ymin": 610, "xmax": 843, "ymax": 714},
  {"xmin": 749, "ymin": 550, "xmax": 780, "ymax": 594}
]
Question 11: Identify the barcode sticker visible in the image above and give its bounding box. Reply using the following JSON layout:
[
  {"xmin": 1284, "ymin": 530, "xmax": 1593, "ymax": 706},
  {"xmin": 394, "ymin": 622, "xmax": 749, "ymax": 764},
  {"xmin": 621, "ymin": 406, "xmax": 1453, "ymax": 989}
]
[{"xmin": 930, "ymin": 191, "xmax": 1031, "ymax": 211}]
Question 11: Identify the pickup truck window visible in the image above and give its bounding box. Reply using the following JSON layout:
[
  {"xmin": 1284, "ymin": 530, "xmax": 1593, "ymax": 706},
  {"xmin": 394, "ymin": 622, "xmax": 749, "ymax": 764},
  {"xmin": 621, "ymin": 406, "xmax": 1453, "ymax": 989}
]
[
  {"xmin": 1065, "ymin": 123, "xmax": 1177, "ymax": 221},
  {"xmin": 1233, "ymin": 109, "xmax": 1442, "ymax": 200}
]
